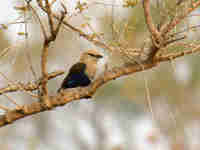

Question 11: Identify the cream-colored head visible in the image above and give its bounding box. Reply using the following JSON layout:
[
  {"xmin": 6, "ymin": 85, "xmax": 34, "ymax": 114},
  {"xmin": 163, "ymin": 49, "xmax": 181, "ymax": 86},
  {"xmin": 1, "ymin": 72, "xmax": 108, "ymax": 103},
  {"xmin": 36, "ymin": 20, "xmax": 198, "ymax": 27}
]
[{"xmin": 79, "ymin": 50, "xmax": 106, "ymax": 80}]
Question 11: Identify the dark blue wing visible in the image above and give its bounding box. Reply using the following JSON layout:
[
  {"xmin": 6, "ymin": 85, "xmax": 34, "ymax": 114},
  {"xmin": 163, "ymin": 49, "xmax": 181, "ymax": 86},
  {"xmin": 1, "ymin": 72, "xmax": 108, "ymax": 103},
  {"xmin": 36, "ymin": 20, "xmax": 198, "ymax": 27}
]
[
  {"xmin": 60, "ymin": 71, "xmax": 91, "ymax": 89},
  {"xmin": 58, "ymin": 62, "xmax": 91, "ymax": 92}
]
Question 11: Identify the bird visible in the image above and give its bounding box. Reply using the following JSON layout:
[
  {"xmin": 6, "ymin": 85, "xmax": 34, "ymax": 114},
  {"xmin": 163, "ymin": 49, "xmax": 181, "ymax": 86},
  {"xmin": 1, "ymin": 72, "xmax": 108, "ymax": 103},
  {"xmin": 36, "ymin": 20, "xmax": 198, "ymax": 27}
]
[{"xmin": 58, "ymin": 50, "xmax": 107, "ymax": 92}]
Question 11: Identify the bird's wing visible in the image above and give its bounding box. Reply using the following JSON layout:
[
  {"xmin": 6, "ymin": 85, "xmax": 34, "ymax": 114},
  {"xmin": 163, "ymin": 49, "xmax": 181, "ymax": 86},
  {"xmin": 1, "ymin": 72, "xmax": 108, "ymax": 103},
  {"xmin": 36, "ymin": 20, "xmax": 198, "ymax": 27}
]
[{"xmin": 60, "ymin": 72, "xmax": 91, "ymax": 89}]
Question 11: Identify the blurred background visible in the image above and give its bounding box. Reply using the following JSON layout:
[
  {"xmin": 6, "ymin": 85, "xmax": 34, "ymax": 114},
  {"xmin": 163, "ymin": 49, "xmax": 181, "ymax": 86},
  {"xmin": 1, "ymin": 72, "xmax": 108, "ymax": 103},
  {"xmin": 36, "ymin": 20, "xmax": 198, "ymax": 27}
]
[{"xmin": 0, "ymin": 0, "xmax": 200, "ymax": 149}]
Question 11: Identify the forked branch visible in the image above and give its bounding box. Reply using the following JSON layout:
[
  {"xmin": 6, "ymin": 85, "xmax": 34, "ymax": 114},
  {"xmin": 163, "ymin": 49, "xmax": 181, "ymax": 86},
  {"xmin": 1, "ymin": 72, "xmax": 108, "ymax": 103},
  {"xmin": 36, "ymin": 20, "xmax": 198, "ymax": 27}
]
[{"xmin": 1, "ymin": 43, "xmax": 200, "ymax": 127}]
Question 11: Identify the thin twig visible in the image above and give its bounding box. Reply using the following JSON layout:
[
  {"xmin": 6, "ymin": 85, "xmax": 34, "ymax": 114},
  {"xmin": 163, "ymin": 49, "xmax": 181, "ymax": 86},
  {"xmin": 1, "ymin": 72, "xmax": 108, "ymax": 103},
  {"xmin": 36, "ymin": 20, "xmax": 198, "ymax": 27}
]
[
  {"xmin": 22, "ymin": 91, "xmax": 39, "ymax": 99},
  {"xmin": 156, "ymin": 44, "xmax": 200, "ymax": 61},
  {"xmin": 161, "ymin": 1, "xmax": 200, "ymax": 35},
  {"xmin": 0, "ymin": 71, "xmax": 38, "ymax": 99},
  {"xmin": 52, "ymin": 12, "xmax": 114, "ymax": 53},
  {"xmin": 0, "ymin": 105, "xmax": 10, "ymax": 112},
  {"xmin": 144, "ymin": 74, "xmax": 155, "ymax": 122},
  {"xmin": 3, "ymin": 94, "xmax": 21, "ymax": 109},
  {"xmin": 169, "ymin": 57, "xmax": 176, "ymax": 74},
  {"xmin": 0, "ymin": 72, "xmax": 16, "ymax": 87},
  {"xmin": 0, "ymin": 72, "xmax": 38, "ymax": 99},
  {"xmin": 164, "ymin": 35, "xmax": 186, "ymax": 46},
  {"xmin": 44, "ymin": 0, "xmax": 55, "ymax": 37},
  {"xmin": 143, "ymin": 0, "xmax": 161, "ymax": 43},
  {"xmin": 24, "ymin": 1, "xmax": 37, "ymax": 80},
  {"xmin": 0, "ymin": 70, "xmax": 64, "ymax": 95},
  {"xmin": 29, "ymin": 4, "xmax": 48, "ymax": 40},
  {"xmin": 170, "ymin": 24, "xmax": 200, "ymax": 36}
]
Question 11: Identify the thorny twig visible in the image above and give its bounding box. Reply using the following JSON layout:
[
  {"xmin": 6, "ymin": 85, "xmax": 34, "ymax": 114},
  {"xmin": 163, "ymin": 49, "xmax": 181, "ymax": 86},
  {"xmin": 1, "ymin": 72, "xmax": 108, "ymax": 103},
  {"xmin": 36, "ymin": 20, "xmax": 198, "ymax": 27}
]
[
  {"xmin": 142, "ymin": 0, "xmax": 200, "ymax": 60},
  {"xmin": 0, "ymin": 71, "xmax": 64, "ymax": 96},
  {"xmin": 161, "ymin": 1, "xmax": 200, "ymax": 35}
]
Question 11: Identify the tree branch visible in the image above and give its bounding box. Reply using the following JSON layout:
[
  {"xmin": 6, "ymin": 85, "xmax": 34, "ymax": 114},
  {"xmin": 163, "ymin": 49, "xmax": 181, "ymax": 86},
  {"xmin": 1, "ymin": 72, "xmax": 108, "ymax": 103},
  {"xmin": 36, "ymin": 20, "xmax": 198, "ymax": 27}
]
[
  {"xmin": 161, "ymin": 1, "xmax": 200, "ymax": 35},
  {"xmin": 0, "ymin": 71, "xmax": 64, "ymax": 96},
  {"xmin": 143, "ymin": 0, "xmax": 160, "ymax": 42},
  {"xmin": 35, "ymin": 0, "xmax": 67, "ymax": 107},
  {"xmin": 1, "ymin": 45, "xmax": 200, "ymax": 127}
]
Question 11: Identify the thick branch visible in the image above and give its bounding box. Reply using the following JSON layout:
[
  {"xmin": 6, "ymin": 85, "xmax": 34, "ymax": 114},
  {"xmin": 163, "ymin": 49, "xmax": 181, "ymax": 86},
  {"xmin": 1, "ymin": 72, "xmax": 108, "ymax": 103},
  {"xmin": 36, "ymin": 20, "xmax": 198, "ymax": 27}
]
[
  {"xmin": 1, "ymin": 44, "xmax": 200, "ymax": 127},
  {"xmin": 0, "ymin": 62, "xmax": 155, "ymax": 127}
]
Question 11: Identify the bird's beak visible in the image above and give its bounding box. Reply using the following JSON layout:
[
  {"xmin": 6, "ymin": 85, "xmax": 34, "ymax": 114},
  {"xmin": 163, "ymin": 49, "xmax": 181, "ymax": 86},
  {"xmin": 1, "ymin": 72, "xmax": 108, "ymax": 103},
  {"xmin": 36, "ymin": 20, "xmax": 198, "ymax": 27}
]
[{"xmin": 96, "ymin": 54, "xmax": 103, "ymax": 59}]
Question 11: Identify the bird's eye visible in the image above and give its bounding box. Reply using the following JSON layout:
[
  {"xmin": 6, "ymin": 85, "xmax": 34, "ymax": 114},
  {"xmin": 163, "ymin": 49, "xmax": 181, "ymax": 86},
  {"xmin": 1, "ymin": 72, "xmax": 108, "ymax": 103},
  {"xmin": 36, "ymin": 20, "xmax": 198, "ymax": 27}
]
[{"xmin": 88, "ymin": 53, "xmax": 103, "ymax": 58}]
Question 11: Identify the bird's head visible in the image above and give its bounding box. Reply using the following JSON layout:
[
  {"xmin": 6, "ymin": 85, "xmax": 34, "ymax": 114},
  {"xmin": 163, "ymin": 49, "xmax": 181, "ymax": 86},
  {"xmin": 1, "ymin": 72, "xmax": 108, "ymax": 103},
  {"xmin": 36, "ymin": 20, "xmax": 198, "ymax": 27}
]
[
  {"xmin": 80, "ymin": 49, "xmax": 103, "ymax": 63},
  {"xmin": 80, "ymin": 49, "xmax": 106, "ymax": 80}
]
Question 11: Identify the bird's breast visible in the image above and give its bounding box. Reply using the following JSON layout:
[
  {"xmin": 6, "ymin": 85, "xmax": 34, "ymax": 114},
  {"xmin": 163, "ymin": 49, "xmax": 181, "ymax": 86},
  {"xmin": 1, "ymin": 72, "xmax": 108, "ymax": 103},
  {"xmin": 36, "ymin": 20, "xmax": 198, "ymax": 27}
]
[{"xmin": 85, "ymin": 63, "xmax": 97, "ymax": 80}]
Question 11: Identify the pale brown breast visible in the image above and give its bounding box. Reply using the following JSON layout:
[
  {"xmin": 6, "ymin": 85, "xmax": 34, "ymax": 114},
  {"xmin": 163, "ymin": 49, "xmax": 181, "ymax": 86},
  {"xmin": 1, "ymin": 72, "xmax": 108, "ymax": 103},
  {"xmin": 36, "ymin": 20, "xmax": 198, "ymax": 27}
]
[{"xmin": 84, "ymin": 60, "xmax": 97, "ymax": 80}]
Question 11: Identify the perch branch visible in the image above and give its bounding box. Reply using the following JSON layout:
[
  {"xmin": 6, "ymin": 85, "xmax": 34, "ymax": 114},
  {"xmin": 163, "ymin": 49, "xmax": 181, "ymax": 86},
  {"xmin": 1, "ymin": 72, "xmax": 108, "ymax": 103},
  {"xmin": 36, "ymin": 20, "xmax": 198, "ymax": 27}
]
[{"xmin": 1, "ymin": 45, "xmax": 200, "ymax": 127}]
